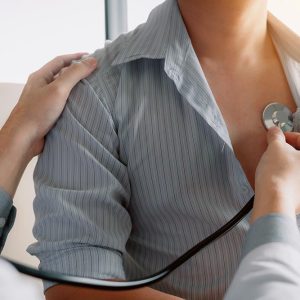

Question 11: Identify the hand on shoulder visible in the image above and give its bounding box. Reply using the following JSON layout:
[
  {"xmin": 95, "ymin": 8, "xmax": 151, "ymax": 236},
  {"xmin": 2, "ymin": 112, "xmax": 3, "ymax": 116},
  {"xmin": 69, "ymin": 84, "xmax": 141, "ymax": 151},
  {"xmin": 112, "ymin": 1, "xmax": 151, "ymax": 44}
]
[{"xmin": 2, "ymin": 53, "xmax": 97, "ymax": 160}]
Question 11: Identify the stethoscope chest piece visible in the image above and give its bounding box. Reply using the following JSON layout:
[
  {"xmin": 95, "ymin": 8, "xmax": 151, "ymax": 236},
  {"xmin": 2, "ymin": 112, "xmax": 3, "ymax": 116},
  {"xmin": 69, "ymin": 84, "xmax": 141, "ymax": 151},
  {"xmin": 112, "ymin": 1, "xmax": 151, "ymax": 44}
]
[{"xmin": 262, "ymin": 102, "xmax": 294, "ymax": 132}]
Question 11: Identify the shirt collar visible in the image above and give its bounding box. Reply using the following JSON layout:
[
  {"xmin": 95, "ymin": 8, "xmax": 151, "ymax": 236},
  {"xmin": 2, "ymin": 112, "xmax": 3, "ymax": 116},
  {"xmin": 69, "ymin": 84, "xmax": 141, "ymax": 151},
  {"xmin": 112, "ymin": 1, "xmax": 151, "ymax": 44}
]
[
  {"xmin": 112, "ymin": 0, "xmax": 188, "ymax": 66},
  {"xmin": 111, "ymin": 0, "xmax": 300, "ymax": 148},
  {"xmin": 112, "ymin": 0, "xmax": 234, "ymax": 147}
]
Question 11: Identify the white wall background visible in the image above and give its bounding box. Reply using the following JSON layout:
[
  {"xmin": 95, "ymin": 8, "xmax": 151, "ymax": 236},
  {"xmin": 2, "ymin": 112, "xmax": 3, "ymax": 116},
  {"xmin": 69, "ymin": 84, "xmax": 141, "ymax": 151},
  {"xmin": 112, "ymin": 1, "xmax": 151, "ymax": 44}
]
[
  {"xmin": 127, "ymin": 0, "xmax": 300, "ymax": 33},
  {"xmin": 269, "ymin": 0, "xmax": 300, "ymax": 33},
  {"xmin": 0, "ymin": 0, "xmax": 105, "ymax": 84},
  {"xmin": 1, "ymin": 0, "xmax": 300, "ymax": 84},
  {"xmin": 0, "ymin": 0, "xmax": 299, "ymax": 289},
  {"xmin": 127, "ymin": 0, "xmax": 165, "ymax": 31}
]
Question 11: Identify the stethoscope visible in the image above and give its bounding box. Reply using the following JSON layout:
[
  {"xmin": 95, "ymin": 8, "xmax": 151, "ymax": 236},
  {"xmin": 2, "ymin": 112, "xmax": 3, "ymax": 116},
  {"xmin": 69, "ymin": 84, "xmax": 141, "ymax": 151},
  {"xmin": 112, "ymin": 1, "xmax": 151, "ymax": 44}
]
[
  {"xmin": 1, "ymin": 102, "xmax": 297, "ymax": 290},
  {"xmin": 262, "ymin": 102, "xmax": 300, "ymax": 132}
]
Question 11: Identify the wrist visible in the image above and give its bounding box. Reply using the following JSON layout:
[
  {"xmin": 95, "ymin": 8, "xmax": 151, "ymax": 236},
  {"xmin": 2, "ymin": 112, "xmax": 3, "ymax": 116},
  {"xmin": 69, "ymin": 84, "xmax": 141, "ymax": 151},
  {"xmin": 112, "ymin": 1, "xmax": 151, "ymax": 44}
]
[
  {"xmin": 0, "ymin": 119, "xmax": 36, "ymax": 197},
  {"xmin": 0, "ymin": 119, "xmax": 35, "ymax": 164},
  {"xmin": 251, "ymin": 189, "xmax": 296, "ymax": 224}
]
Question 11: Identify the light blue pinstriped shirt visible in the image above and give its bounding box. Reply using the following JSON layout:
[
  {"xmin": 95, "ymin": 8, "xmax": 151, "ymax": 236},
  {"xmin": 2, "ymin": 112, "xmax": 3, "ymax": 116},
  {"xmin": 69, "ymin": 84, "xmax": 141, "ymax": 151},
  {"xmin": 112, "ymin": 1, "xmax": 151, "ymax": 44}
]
[{"xmin": 27, "ymin": 0, "xmax": 300, "ymax": 299}]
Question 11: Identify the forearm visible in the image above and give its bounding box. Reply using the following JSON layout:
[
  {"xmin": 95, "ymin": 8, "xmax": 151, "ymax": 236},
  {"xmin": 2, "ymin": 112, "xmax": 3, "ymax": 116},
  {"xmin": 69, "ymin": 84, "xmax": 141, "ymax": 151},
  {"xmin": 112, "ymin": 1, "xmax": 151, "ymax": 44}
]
[
  {"xmin": 0, "ymin": 114, "xmax": 33, "ymax": 197},
  {"xmin": 46, "ymin": 285, "xmax": 183, "ymax": 300}
]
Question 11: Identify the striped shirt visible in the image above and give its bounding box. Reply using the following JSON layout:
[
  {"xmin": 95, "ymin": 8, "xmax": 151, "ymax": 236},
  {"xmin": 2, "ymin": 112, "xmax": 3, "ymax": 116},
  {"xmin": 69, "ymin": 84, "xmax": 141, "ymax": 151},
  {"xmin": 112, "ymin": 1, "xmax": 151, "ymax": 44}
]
[{"xmin": 28, "ymin": 0, "xmax": 300, "ymax": 299}]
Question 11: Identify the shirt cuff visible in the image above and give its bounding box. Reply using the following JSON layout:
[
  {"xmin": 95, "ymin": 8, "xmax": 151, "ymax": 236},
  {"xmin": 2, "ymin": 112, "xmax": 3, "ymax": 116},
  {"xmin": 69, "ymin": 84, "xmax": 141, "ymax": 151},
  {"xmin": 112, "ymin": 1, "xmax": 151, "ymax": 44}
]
[
  {"xmin": 243, "ymin": 213, "xmax": 300, "ymax": 257},
  {"xmin": 0, "ymin": 188, "xmax": 16, "ymax": 253},
  {"xmin": 28, "ymin": 246, "xmax": 126, "ymax": 292}
]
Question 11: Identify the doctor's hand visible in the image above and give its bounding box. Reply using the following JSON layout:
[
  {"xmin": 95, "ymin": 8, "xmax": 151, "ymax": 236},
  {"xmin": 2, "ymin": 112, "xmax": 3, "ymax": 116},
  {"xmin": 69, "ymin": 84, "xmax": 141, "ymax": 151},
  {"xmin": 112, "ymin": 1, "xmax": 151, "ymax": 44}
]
[
  {"xmin": 252, "ymin": 127, "xmax": 300, "ymax": 223},
  {"xmin": 0, "ymin": 53, "xmax": 97, "ymax": 197},
  {"xmin": 4, "ymin": 53, "xmax": 97, "ymax": 159}
]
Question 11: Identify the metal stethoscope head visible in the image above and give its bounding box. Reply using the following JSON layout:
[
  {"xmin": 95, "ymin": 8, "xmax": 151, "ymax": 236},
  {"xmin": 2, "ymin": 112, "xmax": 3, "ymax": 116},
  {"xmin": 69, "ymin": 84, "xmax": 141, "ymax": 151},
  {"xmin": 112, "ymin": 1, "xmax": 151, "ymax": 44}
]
[{"xmin": 262, "ymin": 102, "xmax": 298, "ymax": 132}]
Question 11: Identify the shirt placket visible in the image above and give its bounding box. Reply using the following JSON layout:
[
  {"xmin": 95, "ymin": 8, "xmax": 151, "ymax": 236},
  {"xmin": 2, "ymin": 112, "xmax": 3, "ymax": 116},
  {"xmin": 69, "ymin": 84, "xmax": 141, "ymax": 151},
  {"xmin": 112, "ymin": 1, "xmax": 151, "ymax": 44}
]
[{"xmin": 164, "ymin": 42, "xmax": 255, "ymax": 204}]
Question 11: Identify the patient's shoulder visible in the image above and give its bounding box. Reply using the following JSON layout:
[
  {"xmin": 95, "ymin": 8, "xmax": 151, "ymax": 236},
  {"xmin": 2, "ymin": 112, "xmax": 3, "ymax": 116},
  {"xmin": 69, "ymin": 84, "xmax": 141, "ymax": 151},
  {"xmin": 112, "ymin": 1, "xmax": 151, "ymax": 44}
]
[{"xmin": 82, "ymin": 28, "xmax": 140, "ymax": 102}]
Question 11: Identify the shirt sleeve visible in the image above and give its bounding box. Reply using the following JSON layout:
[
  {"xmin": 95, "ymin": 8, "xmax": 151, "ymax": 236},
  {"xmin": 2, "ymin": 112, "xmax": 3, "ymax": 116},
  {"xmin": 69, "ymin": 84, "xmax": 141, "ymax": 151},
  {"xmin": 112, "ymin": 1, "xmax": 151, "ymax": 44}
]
[
  {"xmin": 224, "ymin": 214, "xmax": 300, "ymax": 300},
  {"xmin": 27, "ymin": 79, "xmax": 132, "ymax": 291},
  {"xmin": 0, "ymin": 188, "xmax": 16, "ymax": 253}
]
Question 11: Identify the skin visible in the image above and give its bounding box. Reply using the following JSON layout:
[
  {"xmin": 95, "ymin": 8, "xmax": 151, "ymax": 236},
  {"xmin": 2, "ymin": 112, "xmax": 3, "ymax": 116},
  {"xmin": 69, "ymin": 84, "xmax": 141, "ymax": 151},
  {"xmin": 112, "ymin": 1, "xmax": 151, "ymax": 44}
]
[
  {"xmin": 1, "ymin": 1, "xmax": 299, "ymax": 299},
  {"xmin": 179, "ymin": 0, "xmax": 296, "ymax": 191}
]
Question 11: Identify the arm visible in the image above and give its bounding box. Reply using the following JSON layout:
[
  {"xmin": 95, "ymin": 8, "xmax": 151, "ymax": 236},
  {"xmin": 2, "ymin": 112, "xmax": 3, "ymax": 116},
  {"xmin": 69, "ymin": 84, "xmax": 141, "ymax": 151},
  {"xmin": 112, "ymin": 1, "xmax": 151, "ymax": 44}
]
[
  {"xmin": 28, "ymin": 76, "xmax": 182, "ymax": 300},
  {"xmin": 0, "ymin": 53, "xmax": 97, "ymax": 250},
  {"xmin": 46, "ymin": 285, "xmax": 182, "ymax": 300},
  {"xmin": 225, "ymin": 127, "xmax": 300, "ymax": 300}
]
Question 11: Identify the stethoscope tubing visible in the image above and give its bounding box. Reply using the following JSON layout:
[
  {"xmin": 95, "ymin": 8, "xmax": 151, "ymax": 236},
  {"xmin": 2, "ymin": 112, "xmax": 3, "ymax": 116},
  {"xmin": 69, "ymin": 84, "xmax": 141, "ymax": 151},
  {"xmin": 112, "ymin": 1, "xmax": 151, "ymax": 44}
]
[
  {"xmin": 2, "ymin": 101, "xmax": 293, "ymax": 290},
  {"xmin": 1, "ymin": 196, "xmax": 254, "ymax": 290}
]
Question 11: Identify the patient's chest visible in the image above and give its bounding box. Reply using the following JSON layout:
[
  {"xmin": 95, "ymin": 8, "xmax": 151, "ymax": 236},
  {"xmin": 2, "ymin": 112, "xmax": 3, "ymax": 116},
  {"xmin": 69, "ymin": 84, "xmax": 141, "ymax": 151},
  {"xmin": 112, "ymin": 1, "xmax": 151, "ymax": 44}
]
[
  {"xmin": 218, "ymin": 96, "xmax": 296, "ymax": 190},
  {"xmin": 116, "ymin": 63, "xmax": 253, "ymax": 229},
  {"xmin": 116, "ymin": 64, "xmax": 254, "ymax": 299},
  {"xmin": 202, "ymin": 62, "xmax": 297, "ymax": 190},
  {"xmin": 116, "ymin": 60, "xmax": 294, "ymax": 217}
]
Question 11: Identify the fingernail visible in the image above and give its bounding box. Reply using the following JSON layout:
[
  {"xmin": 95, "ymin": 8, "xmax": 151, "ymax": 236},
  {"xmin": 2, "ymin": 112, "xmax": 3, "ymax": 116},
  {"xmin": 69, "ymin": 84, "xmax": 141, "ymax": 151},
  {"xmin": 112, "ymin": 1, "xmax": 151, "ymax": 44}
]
[
  {"xmin": 81, "ymin": 56, "xmax": 97, "ymax": 67},
  {"xmin": 268, "ymin": 126, "xmax": 285, "ymax": 142},
  {"xmin": 80, "ymin": 54, "xmax": 90, "ymax": 59},
  {"xmin": 268, "ymin": 126, "xmax": 280, "ymax": 138},
  {"xmin": 269, "ymin": 126, "xmax": 281, "ymax": 134}
]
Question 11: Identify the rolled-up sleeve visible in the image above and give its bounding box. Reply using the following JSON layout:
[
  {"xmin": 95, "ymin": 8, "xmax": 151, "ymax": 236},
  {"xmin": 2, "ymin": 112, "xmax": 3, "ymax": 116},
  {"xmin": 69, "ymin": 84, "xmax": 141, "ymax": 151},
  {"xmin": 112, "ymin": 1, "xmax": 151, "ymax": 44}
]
[{"xmin": 27, "ymin": 78, "xmax": 132, "ymax": 290}]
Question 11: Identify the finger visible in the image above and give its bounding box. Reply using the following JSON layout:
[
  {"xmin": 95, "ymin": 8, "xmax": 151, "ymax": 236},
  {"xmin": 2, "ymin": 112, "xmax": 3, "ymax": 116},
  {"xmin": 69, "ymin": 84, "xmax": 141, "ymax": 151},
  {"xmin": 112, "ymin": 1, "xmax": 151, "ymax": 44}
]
[
  {"xmin": 284, "ymin": 131, "xmax": 300, "ymax": 150},
  {"xmin": 52, "ymin": 66, "xmax": 69, "ymax": 80},
  {"xmin": 34, "ymin": 53, "xmax": 89, "ymax": 84},
  {"xmin": 50, "ymin": 56, "xmax": 97, "ymax": 95},
  {"xmin": 267, "ymin": 126, "xmax": 285, "ymax": 145}
]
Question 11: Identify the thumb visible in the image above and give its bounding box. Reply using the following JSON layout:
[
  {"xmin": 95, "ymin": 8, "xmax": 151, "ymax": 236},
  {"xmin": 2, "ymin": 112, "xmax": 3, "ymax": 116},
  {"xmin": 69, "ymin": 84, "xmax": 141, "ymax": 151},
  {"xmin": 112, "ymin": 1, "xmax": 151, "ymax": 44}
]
[
  {"xmin": 53, "ymin": 56, "xmax": 98, "ymax": 93},
  {"xmin": 267, "ymin": 126, "xmax": 285, "ymax": 145}
]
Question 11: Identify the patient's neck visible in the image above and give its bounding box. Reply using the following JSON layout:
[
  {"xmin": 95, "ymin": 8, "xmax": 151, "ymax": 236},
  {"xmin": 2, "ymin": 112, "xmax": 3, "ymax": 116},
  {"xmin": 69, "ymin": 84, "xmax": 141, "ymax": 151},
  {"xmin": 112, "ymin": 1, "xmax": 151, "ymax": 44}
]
[{"xmin": 177, "ymin": 0, "xmax": 272, "ymax": 65}]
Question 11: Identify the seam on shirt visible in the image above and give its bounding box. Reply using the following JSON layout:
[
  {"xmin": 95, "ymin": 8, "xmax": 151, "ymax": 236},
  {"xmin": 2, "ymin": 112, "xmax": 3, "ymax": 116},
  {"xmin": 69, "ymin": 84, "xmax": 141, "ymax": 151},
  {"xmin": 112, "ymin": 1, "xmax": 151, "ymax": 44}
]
[
  {"xmin": 82, "ymin": 78, "xmax": 114, "ymax": 121},
  {"xmin": 38, "ymin": 244, "xmax": 123, "ymax": 261}
]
